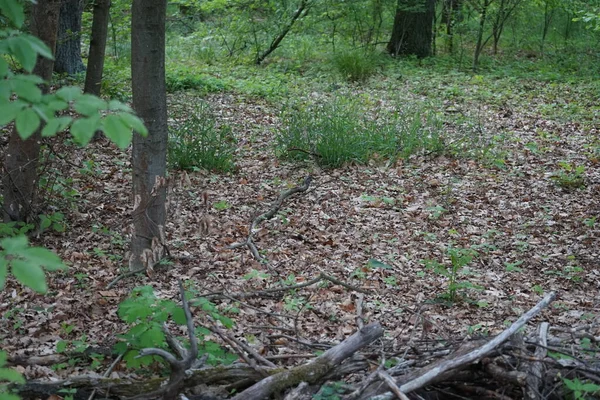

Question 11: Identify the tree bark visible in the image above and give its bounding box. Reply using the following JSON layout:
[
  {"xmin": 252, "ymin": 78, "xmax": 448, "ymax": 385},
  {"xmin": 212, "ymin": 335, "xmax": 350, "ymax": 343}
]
[
  {"xmin": 3, "ymin": 0, "xmax": 62, "ymax": 222},
  {"xmin": 130, "ymin": 0, "xmax": 168, "ymax": 272},
  {"xmin": 84, "ymin": 0, "xmax": 111, "ymax": 96},
  {"xmin": 54, "ymin": 0, "xmax": 86, "ymax": 75},
  {"xmin": 387, "ymin": 0, "xmax": 436, "ymax": 58}
]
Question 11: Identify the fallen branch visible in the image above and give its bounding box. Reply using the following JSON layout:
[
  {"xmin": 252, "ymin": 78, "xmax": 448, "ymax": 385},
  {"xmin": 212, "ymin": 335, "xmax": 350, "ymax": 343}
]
[
  {"xmin": 362, "ymin": 291, "xmax": 556, "ymax": 399},
  {"xmin": 231, "ymin": 322, "xmax": 383, "ymax": 400},
  {"xmin": 227, "ymin": 176, "xmax": 312, "ymax": 262}
]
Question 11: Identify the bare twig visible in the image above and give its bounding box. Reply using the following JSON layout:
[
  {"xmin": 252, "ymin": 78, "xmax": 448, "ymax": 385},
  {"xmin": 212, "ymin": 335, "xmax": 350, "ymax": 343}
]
[{"xmin": 227, "ymin": 176, "xmax": 312, "ymax": 262}]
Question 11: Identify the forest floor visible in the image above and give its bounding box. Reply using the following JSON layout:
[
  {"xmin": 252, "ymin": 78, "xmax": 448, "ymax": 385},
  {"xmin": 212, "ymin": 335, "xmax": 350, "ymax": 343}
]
[{"xmin": 1, "ymin": 65, "xmax": 599, "ymax": 386}]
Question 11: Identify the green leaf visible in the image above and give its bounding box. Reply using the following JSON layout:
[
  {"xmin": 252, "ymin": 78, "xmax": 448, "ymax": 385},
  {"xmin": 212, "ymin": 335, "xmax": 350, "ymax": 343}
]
[
  {"xmin": 119, "ymin": 112, "xmax": 148, "ymax": 136},
  {"xmin": 0, "ymin": 235, "xmax": 28, "ymax": 252},
  {"xmin": 73, "ymin": 94, "xmax": 107, "ymax": 116},
  {"xmin": 0, "ymin": 350, "xmax": 6, "ymax": 365},
  {"xmin": 15, "ymin": 107, "xmax": 40, "ymax": 139},
  {"xmin": 0, "ymin": 81, "xmax": 11, "ymax": 102},
  {"xmin": 8, "ymin": 36, "xmax": 36, "ymax": 72},
  {"xmin": 0, "ymin": 367, "xmax": 25, "ymax": 383},
  {"xmin": 139, "ymin": 325, "xmax": 165, "ymax": 347},
  {"xmin": 41, "ymin": 116, "xmax": 72, "ymax": 137},
  {"xmin": 102, "ymin": 114, "xmax": 132, "ymax": 149},
  {"xmin": 56, "ymin": 86, "xmax": 82, "ymax": 102},
  {"xmin": 21, "ymin": 247, "xmax": 66, "ymax": 271},
  {"xmin": 22, "ymin": 34, "xmax": 53, "ymax": 60},
  {"xmin": 11, "ymin": 259, "xmax": 47, "ymax": 293},
  {"xmin": 108, "ymin": 100, "xmax": 132, "ymax": 112},
  {"xmin": 12, "ymin": 78, "xmax": 42, "ymax": 102},
  {"xmin": 70, "ymin": 115, "xmax": 101, "ymax": 146},
  {"xmin": 0, "ymin": 100, "xmax": 26, "ymax": 126},
  {"xmin": 0, "ymin": 0, "xmax": 25, "ymax": 27},
  {"xmin": 366, "ymin": 258, "xmax": 393, "ymax": 270},
  {"xmin": 56, "ymin": 340, "xmax": 67, "ymax": 353},
  {"xmin": 0, "ymin": 258, "xmax": 7, "ymax": 290},
  {"xmin": 172, "ymin": 307, "xmax": 187, "ymax": 325},
  {"xmin": 0, "ymin": 57, "xmax": 8, "ymax": 78},
  {"xmin": 0, "ymin": 393, "xmax": 22, "ymax": 400}
]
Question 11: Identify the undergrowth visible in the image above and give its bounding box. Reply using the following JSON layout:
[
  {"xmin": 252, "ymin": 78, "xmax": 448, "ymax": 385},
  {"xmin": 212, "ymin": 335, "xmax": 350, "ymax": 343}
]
[
  {"xmin": 276, "ymin": 98, "xmax": 445, "ymax": 168},
  {"xmin": 168, "ymin": 101, "xmax": 236, "ymax": 172}
]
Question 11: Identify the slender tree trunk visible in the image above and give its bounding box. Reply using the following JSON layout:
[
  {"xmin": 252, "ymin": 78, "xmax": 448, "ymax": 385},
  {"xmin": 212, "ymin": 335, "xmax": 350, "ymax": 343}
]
[
  {"xmin": 130, "ymin": 0, "xmax": 168, "ymax": 271},
  {"xmin": 55, "ymin": 0, "xmax": 86, "ymax": 74},
  {"xmin": 472, "ymin": 0, "xmax": 490, "ymax": 71},
  {"xmin": 84, "ymin": 0, "xmax": 111, "ymax": 96},
  {"xmin": 3, "ymin": 0, "xmax": 61, "ymax": 222},
  {"xmin": 387, "ymin": 0, "xmax": 435, "ymax": 58}
]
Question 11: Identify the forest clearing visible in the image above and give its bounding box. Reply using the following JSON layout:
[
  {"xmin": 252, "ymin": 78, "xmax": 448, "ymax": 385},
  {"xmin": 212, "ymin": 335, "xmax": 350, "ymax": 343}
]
[{"xmin": 1, "ymin": 0, "xmax": 599, "ymax": 399}]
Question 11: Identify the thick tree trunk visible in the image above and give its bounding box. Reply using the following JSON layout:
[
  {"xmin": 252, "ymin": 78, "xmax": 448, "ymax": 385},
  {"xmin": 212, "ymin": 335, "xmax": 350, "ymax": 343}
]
[
  {"xmin": 84, "ymin": 0, "xmax": 111, "ymax": 96},
  {"xmin": 3, "ymin": 0, "xmax": 61, "ymax": 222},
  {"xmin": 387, "ymin": 0, "xmax": 435, "ymax": 58},
  {"xmin": 130, "ymin": 0, "xmax": 168, "ymax": 271},
  {"xmin": 55, "ymin": 0, "xmax": 85, "ymax": 74}
]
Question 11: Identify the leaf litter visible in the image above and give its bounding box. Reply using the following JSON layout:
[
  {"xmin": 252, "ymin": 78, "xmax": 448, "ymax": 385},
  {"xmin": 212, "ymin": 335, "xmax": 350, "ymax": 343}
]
[{"xmin": 0, "ymin": 73, "xmax": 598, "ymax": 385}]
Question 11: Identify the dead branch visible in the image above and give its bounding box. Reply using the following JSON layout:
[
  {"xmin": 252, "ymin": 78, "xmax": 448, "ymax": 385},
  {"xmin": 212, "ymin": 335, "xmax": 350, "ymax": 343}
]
[
  {"xmin": 227, "ymin": 176, "xmax": 312, "ymax": 262},
  {"xmin": 361, "ymin": 291, "xmax": 556, "ymax": 400},
  {"xmin": 201, "ymin": 272, "xmax": 371, "ymax": 301},
  {"xmin": 230, "ymin": 322, "xmax": 383, "ymax": 400},
  {"xmin": 129, "ymin": 280, "xmax": 199, "ymax": 400},
  {"xmin": 525, "ymin": 322, "xmax": 549, "ymax": 399}
]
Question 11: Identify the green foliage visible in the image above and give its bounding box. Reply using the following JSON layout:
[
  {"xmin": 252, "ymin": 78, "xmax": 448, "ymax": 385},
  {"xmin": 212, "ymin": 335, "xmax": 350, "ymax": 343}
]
[
  {"xmin": 168, "ymin": 101, "xmax": 236, "ymax": 172},
  {"xmin": 277, "ymin": 98, "xmax": 444, "ymax": 168},
  {"xmin": 115, "ymin": 286, "xmax": 237, "ymax": 368},
  {"xmin": 0, "ymin": 350, "xmax": 25, "ymax": 400},
  {"xmin": 422, "ymin": 247, "xmax": 482, "ymax": 303},
  {"xmin": 166, "ymin": 65, "xmax": 227, "ymax": 93},
  {"xmin": 562, "ymin": 377, "xmax": 600, "ymax": 399},
  {"xmin": 0, "ymin": 236, "xmax": 66, "ymax": 293},
  {"xmin": 313, "ymin": 381, "xmax": 346, "ymax": 400},
  {"xmin": 331, "ymin": 49, "xmax": 381, "ymax": 82},
  {"xmin": 551, "ymin": 161, "xmax": 586, "ymax": 190}
]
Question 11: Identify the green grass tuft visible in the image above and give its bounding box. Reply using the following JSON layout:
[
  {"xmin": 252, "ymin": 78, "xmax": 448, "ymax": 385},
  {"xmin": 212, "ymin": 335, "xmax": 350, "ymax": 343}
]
[{"xmin": 168, "ymin": 101, "xmax": 236, "ymax": 172}]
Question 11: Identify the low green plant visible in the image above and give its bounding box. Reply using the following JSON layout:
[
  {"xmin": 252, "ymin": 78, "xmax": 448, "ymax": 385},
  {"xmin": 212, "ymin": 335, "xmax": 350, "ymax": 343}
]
[
  {"xmin": 165, "ymin": 66, "xmax": 227, "ymax": 93},
  {"xmin": 313, "ymin": 381, "xmax": 347, "ymax": 400},
  {"xmin": 168, "ymin": 101, "xmax": 236, "ymax": 172},
  {"xmin": 551, "ymin": 161, "xmax": 586, "ymax": 190},
  {"xmin": 114, "ymin": 286, "xmax": 237, "ymax": 368},
  {"xmin": 331, "ymin": 49, "xmax": 381, "ymax": 82},
  {"xmin": 422, "ymin": 247, "xmax": 482, "ymax": 303},
  {"xmin": 562, "ymin": 377, "xmax": 600, "ymax": 400},
  {"xmin": 0, "ymin": 350, "xmax": 25, "ymax": 400},
  {"xmin": 276, "ymin": 98, "xmax": 444, "ymax": 168}
]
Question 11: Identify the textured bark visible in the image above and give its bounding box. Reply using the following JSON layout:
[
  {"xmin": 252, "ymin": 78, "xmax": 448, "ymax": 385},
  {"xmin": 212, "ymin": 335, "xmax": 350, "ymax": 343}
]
[
  {"xmin": 3, "ymin": 0, "xmax": 61, "ymax": 222},
  {"xmin": 84, "ymin": 0, "xmax": 111, "ymax": 96},
  {"xmin": 387, "ymin": 0, "xmax": 435, "ymax": 58},
  {"xmin": 130, "ymin": 0, "xmax": 168, "ymax": 271},
  {"xmin": 55, "ymin": 0, "xmax": 86, "ymax": 74}
]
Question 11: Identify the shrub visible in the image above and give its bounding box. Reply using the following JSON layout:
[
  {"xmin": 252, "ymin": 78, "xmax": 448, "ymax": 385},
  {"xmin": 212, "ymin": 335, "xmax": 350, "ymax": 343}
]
[
  {"xmin": 168, "ymin": 101, "xmax": 236, "ymax": 172},
  {"xmin": 165, "ymin": 65, "xmax": 227, "ymax": 93},
  {"xmin": 331, "ymin": 49, "xmax": 381, "ymax": 82},
  {"xmin": 276, "ymin": 98, "xmax": 444, "ymax": 168}
]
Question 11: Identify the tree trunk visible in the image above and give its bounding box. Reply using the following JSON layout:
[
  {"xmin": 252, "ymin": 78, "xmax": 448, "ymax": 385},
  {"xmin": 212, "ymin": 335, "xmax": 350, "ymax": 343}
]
[
  {"xmin": 84, "ymin": 0, "xmax": 111, "ymax": 96},
  {"xmin": 3, "ymin": 0, "xmax": 61, "ymax": 223},
  {"xmin": 130, "ymin": 0, "xmax": 168, "ymax": 272},
  {"xmin": 387, "ymin": 0, "xmax": 435, "ymax": 58},
  {"xmin": 441, "ymin": 0, "xmax": 462, "ymax": 54},
  {"xmin": 54, "ymin": 0, "xmax": 85, "ymax": 75},
  {"xmin": 472, "ymin": 0, "xmax": 491, "ymax": 71}
]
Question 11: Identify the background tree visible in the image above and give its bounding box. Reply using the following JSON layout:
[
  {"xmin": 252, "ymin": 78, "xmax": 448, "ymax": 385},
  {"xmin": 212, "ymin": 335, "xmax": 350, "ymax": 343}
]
[
  {"xmin": 130, "ymin": 0, "xmax": 169, "ymax": 272},
  {"xmin": 84, "ymin": 0, "xmax": 111, "ymax": 96},
  {"xmin": 54, "ymin": 0, "xmax": 86, "ymax": 74},
  {"xmin": 387, "ymin": 0, "xmax": 436, "ymax": 58},
  {"xmin": 3, "ymin": 0, "xmax": 62, "ymax": 222}
]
